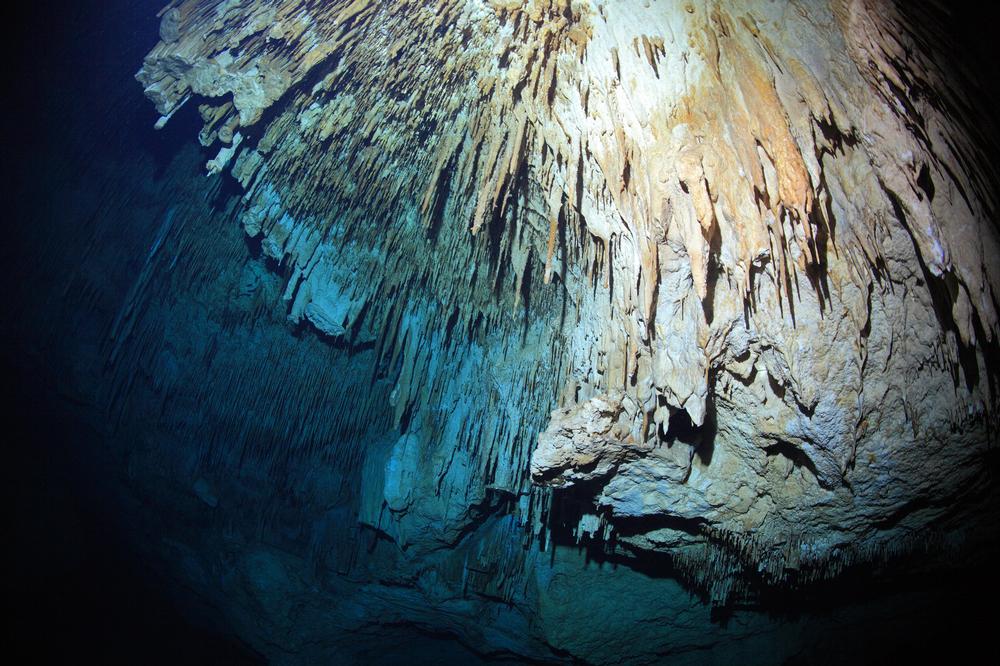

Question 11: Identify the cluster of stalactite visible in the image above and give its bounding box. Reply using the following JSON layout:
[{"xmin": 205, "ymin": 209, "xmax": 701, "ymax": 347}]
[{"xmin": 135, "ymin": 0, "xmax": 1000, "ymax": 606}]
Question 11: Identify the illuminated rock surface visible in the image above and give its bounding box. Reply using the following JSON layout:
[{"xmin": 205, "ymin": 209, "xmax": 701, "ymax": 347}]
[{"xmin": 6, "ymin": 0, "xmax": 1000, "ymax": 663}]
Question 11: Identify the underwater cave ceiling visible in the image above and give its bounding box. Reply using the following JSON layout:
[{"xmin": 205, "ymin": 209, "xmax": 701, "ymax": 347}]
[{"xmin": 111, "ymin": 0, "xmax": 1000, "ymax": 659}]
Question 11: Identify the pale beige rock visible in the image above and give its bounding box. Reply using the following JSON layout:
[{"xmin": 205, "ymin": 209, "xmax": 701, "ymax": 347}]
[{"xmin": 531, "ymin": 392, "xmax": 651, "ymax": 487}]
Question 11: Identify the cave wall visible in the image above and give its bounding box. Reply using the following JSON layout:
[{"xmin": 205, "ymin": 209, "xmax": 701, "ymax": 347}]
[
  {"xmin": 6, "ymin": 0, "xmax": 1000, "ymax": 664},
  {"xmin": 134, "ymin": 0, "xmax": 1000, "ymax": 592}
]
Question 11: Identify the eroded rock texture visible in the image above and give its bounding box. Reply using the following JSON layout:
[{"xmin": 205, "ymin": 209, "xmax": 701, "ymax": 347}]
[{"xmin": 111, "ymin": 0, "xmax": 1000, "ymax": 660}]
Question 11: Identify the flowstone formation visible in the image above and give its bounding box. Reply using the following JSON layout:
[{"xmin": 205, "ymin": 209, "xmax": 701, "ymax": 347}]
[{"xmin": 130, "ymin": 0, "xmax": 999, "ymax": 659}]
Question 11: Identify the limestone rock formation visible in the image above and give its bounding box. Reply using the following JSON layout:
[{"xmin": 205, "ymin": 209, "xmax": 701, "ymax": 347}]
[{"xmin": 123, "ymin": 0, "xmax": 1000, "ymax": 659}]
